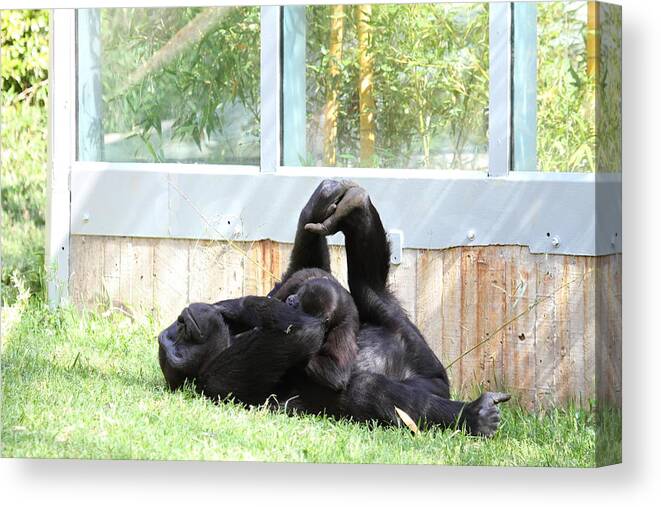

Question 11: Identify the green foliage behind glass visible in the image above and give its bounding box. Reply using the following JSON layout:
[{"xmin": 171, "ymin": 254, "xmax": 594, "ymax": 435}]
[
  {"xmin": 96, "ymin": 3, "xmax": 611, "ymax": 172},
  {"xmin": 98, "ymin": 7, "xmax": 260, "ymax": 163},
  {"xmin": 537, "ymin": 1, "xmax": 594, "ymax": 172},
  {"xmin": 596, "ymin": 4, "xmax": 622, "ymax": 173},
  {"xmin": 305, "ymin": 3, "xmax": 489, "ymax": 169}
]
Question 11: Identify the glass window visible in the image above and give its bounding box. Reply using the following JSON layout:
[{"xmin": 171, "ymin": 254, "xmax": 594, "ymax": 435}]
[
  {"xmin": 596, "ymin": 3, "xmax": 622, "ymax": 173},
  {"xmin": 536, "ymin": 1, "xmax": 593, "ymax": 172},
  {"xmin": 77, "ymin": 7, "xmax": 260, "ymax": 164},
  {"xmin": 282, "ymin": 3, "xmax": 489, "ymax": 169}
]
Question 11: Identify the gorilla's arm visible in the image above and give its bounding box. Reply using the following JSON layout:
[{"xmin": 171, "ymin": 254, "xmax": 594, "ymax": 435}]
[
  {"xmin": 197, "ymin": 297, "xmax": 326, "ymax": 405},
  {"xmin": 214, "ymin": 296, "xmax": 320, "ymax": 336},
  {"xmin": 304, "ymin": 321, "xmax": 358, "ymax": 391}
]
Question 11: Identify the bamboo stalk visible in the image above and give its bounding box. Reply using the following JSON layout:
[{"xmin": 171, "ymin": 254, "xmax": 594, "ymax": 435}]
[
  {"xmin": 357, "ymin": 4, "xmax": 376, "ymax": 166},
  {"xmin": 587, "ymin": 1, "xmax": 600, "ymax": 79},
  {"xmin": 323, "ymin": 5, "xmax": 345, "ymax": 166}
]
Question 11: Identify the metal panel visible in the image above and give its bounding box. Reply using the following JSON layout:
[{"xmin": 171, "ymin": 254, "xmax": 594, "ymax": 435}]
[
  {"xmin": 488, "ymin": 2, "xmax": 512, "ymax": 177},
  {"xmin": 46, "ymin": 10, "xmax": 76, "ymax": 306},
  {"xmin": 512, "ymin": 3, "xmax": 537, "ymax": 172},
  {"xmin": 260, "ymin": 6, "xmax": 281, "ymax": 173},
  {"xmin": 71, "ymin": 163, "xmax": 621, "ymax": 256},
  {"xmin": 71, "ymin": 165, "xmax": 170, "ymax": 238}
]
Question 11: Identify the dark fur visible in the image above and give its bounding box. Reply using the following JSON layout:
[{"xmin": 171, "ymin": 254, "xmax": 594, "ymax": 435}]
[
  {"xmin": 272, "ymin": 268, "xmax": 359, "ymax": 391},
  {"xmin": 158, "ymin": 180, "xmax": 509, "ymax": 436}
]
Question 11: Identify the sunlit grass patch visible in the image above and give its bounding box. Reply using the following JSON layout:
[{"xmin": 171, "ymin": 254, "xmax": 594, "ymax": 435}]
[{"xmin": 2, "ymin": 301, "xmax": 597, "ymax": 466}]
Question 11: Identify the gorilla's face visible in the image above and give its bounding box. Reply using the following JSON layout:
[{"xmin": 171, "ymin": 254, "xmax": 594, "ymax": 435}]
[{"xmin": 158, "ymin": 303, "xmax": 230, "ymax": 390}]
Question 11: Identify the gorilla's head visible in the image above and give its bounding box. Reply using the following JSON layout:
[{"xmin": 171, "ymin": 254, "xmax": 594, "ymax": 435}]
[
  {"xmin": 285, "ymin": 277, "xmax": 341, "ymax": 326},
  {"xmin": 158, "ymin": 303, "xmax": 230, "ymax": 390}
]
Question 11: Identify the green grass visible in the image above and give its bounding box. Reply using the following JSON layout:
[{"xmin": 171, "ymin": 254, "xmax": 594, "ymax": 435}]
[{"xmin": 1, "ymin": 300, "xmax": 597, "ymax": 466}]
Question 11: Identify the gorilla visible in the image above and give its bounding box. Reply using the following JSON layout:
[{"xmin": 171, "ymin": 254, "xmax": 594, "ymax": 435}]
[
  {"xmin": 272, "ymin": 268, "xmax": 359, "ymax": 391},
  {"xmin": 158, "ymin": 180, "xmax": 510, "ymax": 436}
]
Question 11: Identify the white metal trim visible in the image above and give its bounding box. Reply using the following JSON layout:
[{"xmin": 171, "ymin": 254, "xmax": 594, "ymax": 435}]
[
  {"xmin": 488, "ymin": 2, "xmax": 512, "ymax": 177},
  {"xmin": 70, "ymin": 164, "xmax": 621, "ymax": 256},
  {"xmin": 46, "ymin": 9, "xmax": 76, "ymax": 306},
  {"xmin": 260, "ymin": 6, "xmax": 281, "ymax": 173}
]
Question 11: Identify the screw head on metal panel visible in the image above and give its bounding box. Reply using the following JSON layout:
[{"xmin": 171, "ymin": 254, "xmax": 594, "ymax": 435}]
[
  {"xmin": 467, "ymin": 229, "xmax": 476, "ymax": 241},
  {"xmin": 551, "ymin": 236, "xmax": 560, "ymax": 248}
]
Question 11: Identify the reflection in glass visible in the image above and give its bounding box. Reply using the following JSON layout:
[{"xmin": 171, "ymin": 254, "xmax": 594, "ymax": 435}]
[
  {"xmin": 536, "ymin": 2, "xmax": 592, "ymax": 172},
  {"xmin": 283, "ymin": 3, "xmax": 489, "ymax": 169},
  {"xmin": 77, "ymin": 7, "xmax": 260, "ymax": 164},
  {"xmin": 596, "ymin": 3, "xmax": 622, "ymax": 173}
]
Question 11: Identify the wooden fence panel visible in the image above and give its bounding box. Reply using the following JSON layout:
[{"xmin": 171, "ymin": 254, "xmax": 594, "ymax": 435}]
[{"xmin": 69, "ymin": 235, "xmax": 618, "ymax": 408}]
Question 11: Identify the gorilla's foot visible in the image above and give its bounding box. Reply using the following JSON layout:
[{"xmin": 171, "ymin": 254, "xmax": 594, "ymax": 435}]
[
  {"xmin": 465, "ymin": 392, "xmax": 511, "ymax": 437},
  {"xmin": 305, "ymin": 181, "xmax": 369, "ymax": 236}
]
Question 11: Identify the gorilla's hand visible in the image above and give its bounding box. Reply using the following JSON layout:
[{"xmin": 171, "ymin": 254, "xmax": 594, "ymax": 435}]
[
  {"xmin": 304, "ymin": 180, "xmax": 369, "ymax": 236},
  {"xmin": 464, "ymin": 392, "xmax": 511, "ymax": 437}
]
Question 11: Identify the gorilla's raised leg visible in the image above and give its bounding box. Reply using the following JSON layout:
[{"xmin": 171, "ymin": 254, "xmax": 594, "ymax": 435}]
[
  {"xmin": 300, "ymin": 182, "xmax": 392, "ymax": 324},
  {"xmin": 340, "ymin": 372, "xmax": 510, "ymax": 437}
]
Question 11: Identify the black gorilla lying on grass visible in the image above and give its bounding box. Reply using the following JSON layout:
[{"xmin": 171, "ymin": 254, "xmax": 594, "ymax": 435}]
[{"xmin": 158, "ymin": 180, "xmax": 510, "ymax": 436}]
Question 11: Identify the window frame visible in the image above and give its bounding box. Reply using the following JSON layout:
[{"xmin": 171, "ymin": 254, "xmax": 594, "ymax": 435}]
[{"xmin": 46, "ymin": 4, "xmax": 621, "ymax": 306}]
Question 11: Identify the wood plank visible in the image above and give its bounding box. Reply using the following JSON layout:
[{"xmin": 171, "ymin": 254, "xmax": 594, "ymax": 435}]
[
  {"xmin": 278, "ymin": 242, "xmax": 294, "ymax": 282},
  {"xmin": 458, "ymin": 247, "xmax": 480, "ymax": 395},
  {"xmin": 244, "ymin": 240, "xmax": 280, "ymax": 297},
  {"xmin": 611, "ymin": 253, "xmax": 622, "ymax": 406},
  {"xmin": 481, "ymin": 247, "xmax": 506, "ymax": 393},
  {"xmin": 441, "ymin": 247, "xmax": 463, "ymax": 389},
  {"xmin": 189, "ymin": 239, "xmax": 245, "ymax": 303},
  {"xmin": 555, "ymin": 256, "xmax": 572, "ymax": 404},
  {"xmin": 502, "ymin": 246, "xmax": 537, "ymax": 410},
  {"xmin": 534, "ymin": 253, "xmax": 562, "ymax": 409},
  {"xmin": 415, "ymin": 249, "xmax": 444, "ymax": 361},
  {"xmin": 69, "ymin": 235, "xmax": 105, "ymax": 308},
  {"xmin": 561, "ymin": 255, "xmax": 588, "ymax": 405},
  {"xmin": 103, "ymin": 237, "xmax": 121, "ymax": 307},
  {"xmin": 598, "ymin": 253, "xmax": 622, "ymax": 407},
  {"xmin": 595, "ymin": 255, "xmax": 608, "ymax": 405},
  {"xmin": 387, "ymin": 249, "xmax": 417, "ymax": 320},
  {"xmin": 329, "ymin": 245, "xmax": 348, "ymax": 290},
  {"xmin": 583, "ymin": 256, "xmax": 596, "ymax": 402},
  {"xmin": 153, "ymin": 239, "xmax": 189, "ymax": 326},
  {"xmin": 117, "ymin": 237, "xmax": 154, "ymax": 315}
]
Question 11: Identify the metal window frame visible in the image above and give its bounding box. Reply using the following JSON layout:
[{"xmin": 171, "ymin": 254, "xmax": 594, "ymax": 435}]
[
  {"xmin": 48, "ymin": 3, "xmax": 622, "ymax": 308},
  {"xmin": 47, "ymin": 9, "xmax": 76, "ymax": 305}
]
